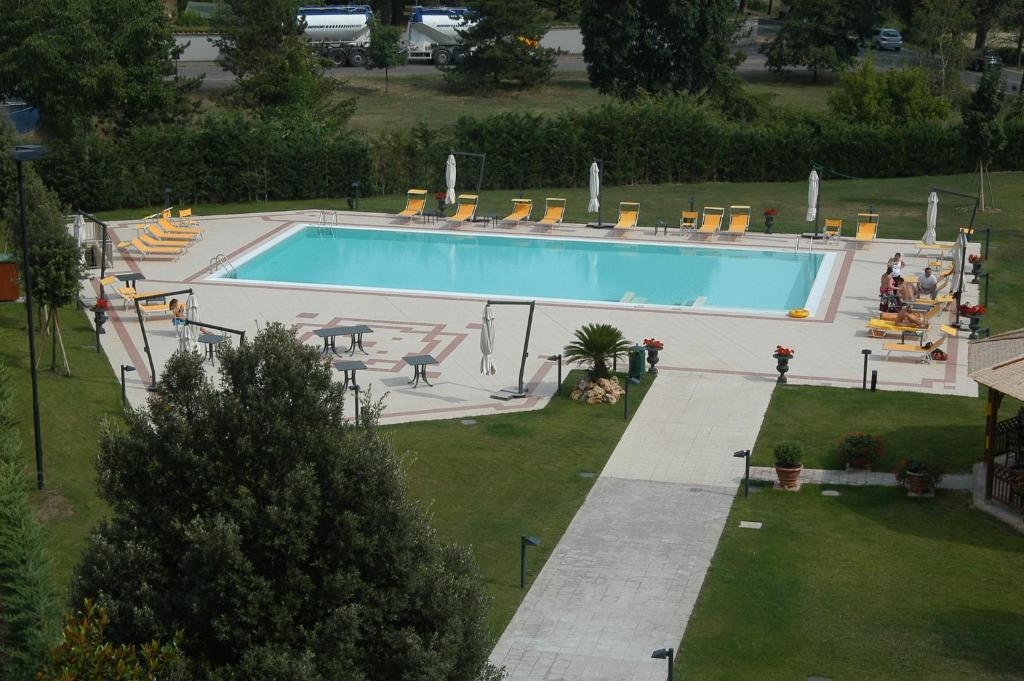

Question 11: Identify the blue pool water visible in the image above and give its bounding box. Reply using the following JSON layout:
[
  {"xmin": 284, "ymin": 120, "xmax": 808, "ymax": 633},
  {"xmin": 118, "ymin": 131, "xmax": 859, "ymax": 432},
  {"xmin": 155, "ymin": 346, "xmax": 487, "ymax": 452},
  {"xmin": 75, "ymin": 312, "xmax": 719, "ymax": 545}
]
[{"xmin": 227, "ymin": 226, "xmax": 830, "ymax": 311}]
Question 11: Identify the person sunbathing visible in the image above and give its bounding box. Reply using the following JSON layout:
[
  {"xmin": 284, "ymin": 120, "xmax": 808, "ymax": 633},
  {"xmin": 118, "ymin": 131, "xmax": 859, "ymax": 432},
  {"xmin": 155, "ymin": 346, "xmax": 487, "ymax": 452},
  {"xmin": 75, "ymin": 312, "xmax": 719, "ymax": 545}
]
[{"xmin": 893, "ymin": 306, "xmax": 927, "ymax": 328}]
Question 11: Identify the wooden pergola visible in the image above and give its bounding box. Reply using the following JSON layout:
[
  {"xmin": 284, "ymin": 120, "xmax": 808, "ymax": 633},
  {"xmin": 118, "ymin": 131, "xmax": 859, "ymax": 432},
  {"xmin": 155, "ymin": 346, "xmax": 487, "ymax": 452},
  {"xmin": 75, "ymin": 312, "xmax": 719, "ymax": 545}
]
[{"xmin": 968, "ymin": 330, "xmax": 1024, "ymax": 510}]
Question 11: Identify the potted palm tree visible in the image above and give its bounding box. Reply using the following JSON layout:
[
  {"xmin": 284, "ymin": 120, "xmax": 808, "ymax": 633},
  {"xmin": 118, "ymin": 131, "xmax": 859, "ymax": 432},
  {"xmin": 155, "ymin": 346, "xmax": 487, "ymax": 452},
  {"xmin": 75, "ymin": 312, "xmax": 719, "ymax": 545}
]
[
  {"xmin": 564, "ymin": 323, "xmax": 632, "ymax": 379},
  {"xmin": 773, "ymin": 441, "xmax": 804, "ymax": 489}
]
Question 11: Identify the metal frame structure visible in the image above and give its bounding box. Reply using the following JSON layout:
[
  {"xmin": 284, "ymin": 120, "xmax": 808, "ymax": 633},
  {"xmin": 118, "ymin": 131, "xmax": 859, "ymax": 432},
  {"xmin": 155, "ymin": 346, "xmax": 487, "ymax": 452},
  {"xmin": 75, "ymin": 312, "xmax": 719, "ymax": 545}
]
[
  {"xmin": 486, "ymin": 299, "xmax": 535, "ymax": 399},
  {"xmin": 810, "ymin": 161, "xmax": 860, "ymax": 237},
  {"xmin": 449, "ymin": 149, "xmax": 486, "ymax": 198}
]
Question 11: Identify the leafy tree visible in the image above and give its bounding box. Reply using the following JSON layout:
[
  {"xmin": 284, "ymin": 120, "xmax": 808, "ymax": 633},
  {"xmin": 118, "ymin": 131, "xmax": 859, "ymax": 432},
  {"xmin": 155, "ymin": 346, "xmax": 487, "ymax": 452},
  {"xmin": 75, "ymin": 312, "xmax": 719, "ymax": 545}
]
[
  {"xmin": 563, "ymin": 323, "xmax": 631, "ymax": 379},
  {"xmin": 962, "ymin": 64, "xmax": 1006, "ymax": 209},
  {"xmin": 579, "ymin": 0, "xmax": 740, "ymax": 99},
  {"xmin": 1000, "ymin": 0, "xmax": 1024, "ymax": 68},
  {"xmin": 971, "ymin": 0, "xmax": 1001, "ymax": 49},
  {"xmin": 827, "ymin": 59, "xmax": 950, "ymax": 126},
  {"xmin": 30, "ymin": 235, "xmax": 84, "ymax": 312},
  {"xmin": 537, "ymin": 0, "xmax": 580, "ymax": 22},
  {"xmin": 0, "ymin": 361, "xmax": 60, "ymax": 680},
  {"xmin": 367, "ymin": 20, "xmax": 408, "ymax": 93},
  {"xmin": 71, "ymin": 324, "xmax": 495, "ymax": 680},
  {"xmin": 764, "ymin": 0, "xmax": 859, "ymax": 82},
  {"xmin": 215, "ymin": 0, "xmax": 334, "ymax": 112},
  {"xmin": 449, "ymin": 0, "xmax": 557, "ymax": 89},
  {"xmin": 0, "ymin": 0, "xmax": 196, "ymax": 136},
  {"xmin": 912, "ymin": 0, "xmax": 973, "ymax": 95},
  {"xmin": 37, "ymin": 599, "xmax": 186, "ymax": 681}
]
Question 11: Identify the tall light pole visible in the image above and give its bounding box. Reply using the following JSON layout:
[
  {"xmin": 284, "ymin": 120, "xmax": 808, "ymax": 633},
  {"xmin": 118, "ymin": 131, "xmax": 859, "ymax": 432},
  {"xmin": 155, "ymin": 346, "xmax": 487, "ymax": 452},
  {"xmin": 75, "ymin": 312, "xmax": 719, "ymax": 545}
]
[{"xmin": 11, "ymin": 144, "xmax": 50, "ymax": 490}]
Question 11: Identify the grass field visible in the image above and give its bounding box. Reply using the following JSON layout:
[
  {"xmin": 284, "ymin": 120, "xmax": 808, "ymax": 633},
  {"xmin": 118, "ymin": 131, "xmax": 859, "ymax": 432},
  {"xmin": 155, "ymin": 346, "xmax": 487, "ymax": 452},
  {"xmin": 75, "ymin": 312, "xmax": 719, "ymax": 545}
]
[
  {"xmin": 751, "ymin": 385, "xmax": 986, "ymax": 473},
  {"xmin": 0, "ymin": 303, "xmax": 120, "ymax": 589},
  {"xmin": 391, "ymin": 370, "xmax": 653, "ymax": 637},
  {"xmin": 677, "ymin": 485, "xmax": 1024, "ymax": 681}
]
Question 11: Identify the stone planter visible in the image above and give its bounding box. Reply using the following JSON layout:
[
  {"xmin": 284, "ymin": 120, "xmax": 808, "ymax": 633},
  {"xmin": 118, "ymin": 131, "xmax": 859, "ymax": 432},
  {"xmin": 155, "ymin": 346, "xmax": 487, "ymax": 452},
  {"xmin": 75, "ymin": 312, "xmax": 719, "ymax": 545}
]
[
  {"xmin": 773, "ymin": 353, "xmax": 791, "ymax": 384},
  {"xmin": 904, "ymin": 471, "xmax": 932, "ymax": 496},
  {"xmin": 968, "ymin": 315, "xmax": 983, "ymax": 340},
  {"xmin": 775, "ymin": 464, "xmax": 803, "ymax": 489},
  {"xmin": 764, "ymin": 215, "xmax": 775, "ymax": 234},
  {"xmin": 970, "ymin": 260, "xmax": 983, "ymax": 283},
  {"xmin": 646, "ymin": 347, "xmax": 660, "ymax": 374}
]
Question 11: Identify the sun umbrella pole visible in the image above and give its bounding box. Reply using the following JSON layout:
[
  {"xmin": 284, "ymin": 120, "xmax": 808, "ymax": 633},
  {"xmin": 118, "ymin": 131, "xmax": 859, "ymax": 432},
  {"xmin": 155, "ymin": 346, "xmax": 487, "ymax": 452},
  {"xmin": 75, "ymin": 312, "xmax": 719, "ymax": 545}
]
[{"xmin": 486, "ymin": 299, "xmax": 535, "ymax": 398}]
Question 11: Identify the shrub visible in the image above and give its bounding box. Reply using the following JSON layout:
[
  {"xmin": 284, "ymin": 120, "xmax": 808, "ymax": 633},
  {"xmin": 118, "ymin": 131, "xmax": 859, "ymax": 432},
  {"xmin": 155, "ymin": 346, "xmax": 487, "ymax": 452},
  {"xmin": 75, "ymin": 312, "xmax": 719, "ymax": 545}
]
[
  {"xmin": 773, "ymin": 441, "xmax": 804, "ymax": 468},
  {"xmin": 837, "ymin": 432, "xmax": 885, "ymax": 469},
  {"xmin": 563, "ymin": 323, "xmax": 631, "ymax": 379},
  {"xmin": 893, "ymin": 459, "xmax": 945, "ymax": 487}
]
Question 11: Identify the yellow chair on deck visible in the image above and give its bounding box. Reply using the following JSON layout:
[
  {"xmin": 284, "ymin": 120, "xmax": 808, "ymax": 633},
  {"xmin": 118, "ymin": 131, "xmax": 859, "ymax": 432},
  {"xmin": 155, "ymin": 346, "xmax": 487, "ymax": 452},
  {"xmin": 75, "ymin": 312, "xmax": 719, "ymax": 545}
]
[
  {"xmin": 679, "ymin": 210, "xmax": 699, "ymax": 235},
  {"xmin": 883, "ymin": 325, "xmax": 957, "ymax": 363},
  {"xmin": 398, "ymin": 189, "xmax": 428, "ymax": 219},
  {"xmin": 448, "ymin": 194, "xmax": 478, "ymax": 224},
  {"xmin": 157, "ymin": 217, "xmax": 203, "ymax": 239},
  {"xmin": 501, "ymin": 198, "xmax": 533, "ymax": 225},
  {"xmin": 823, "ymin": 218, "xmax": 843, "ymax": 246},
  {"xmin": 121, "ymin": 239, "xmax": 183, "ymax": 260},
  {"xmin": 723, "ymin": 205, "xmax": 750, "ymax": 238},
  {"xmin": 148, "ymin": 223, "xmax": 199, "ymax": 244},
  {"xmin": 856, "ymin": 213, "xmax": 879, "ymax": 242},
  {"xmin": 537, "ymin": 198, "xmax": 566, "ymax": 229},
  {"xmin": 178, "ymin": 207, "xmax": 199, "ymax": 227},
  {"xmin": 613, "ymin": 202, "xmax": 639, "ymax": 234},
  {"xmin": 696, "ymin": 207, "xmax": 725, "ymax": 238}
]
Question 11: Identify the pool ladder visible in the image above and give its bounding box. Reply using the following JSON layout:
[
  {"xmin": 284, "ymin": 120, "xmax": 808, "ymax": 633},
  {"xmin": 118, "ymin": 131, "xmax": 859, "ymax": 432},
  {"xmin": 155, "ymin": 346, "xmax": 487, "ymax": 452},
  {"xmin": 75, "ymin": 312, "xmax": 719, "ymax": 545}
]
[
  {"xmin": 210, "ymin": 254, "xmax": 237, "ymax": 279},
  {"xmin": 318, "ymin": 210, "xmax": 339, "ymax": 236}
]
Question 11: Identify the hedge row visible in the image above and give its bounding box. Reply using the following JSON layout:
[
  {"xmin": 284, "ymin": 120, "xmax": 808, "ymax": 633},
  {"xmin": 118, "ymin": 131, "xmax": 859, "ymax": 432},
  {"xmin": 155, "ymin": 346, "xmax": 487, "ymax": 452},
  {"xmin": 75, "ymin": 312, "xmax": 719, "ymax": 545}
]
[{"xmin": 39, "ymin": 101, "xmax": 1024, "ymax": 210}]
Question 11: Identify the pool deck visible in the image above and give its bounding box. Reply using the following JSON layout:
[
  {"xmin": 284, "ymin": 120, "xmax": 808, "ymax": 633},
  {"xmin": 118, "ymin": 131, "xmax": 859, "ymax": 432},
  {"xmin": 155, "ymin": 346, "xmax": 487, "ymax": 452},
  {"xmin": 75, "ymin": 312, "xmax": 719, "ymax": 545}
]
[{"xmin": 94, "ymin": 209, "xmax": 980, "ymax": 418}]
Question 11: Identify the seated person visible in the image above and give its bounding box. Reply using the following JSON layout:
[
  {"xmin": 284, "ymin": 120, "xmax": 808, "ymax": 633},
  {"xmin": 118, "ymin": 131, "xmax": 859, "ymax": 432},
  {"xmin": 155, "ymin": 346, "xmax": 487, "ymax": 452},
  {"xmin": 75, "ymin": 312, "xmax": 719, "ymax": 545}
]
[
  {"xmin": 887, "ymin": 252, "xmax": 905, "ymax": 284},
  {"xmin": 893, "ymin": 305, "xmax": 927, "ymax": 328},
  {"xmin": 879, "ymin": 266, "xmax": 896, "ymax": 295},
  {"xmin": 169, "ymin": 298, "xmax": 186, "ymax": 327},
  {"xmin": 917, "ymin": 267, "xmax": 939, "ymax": 299},
  {"xmin": 897, "ymin": 279, "xmax": 917, "ymax": 304}
]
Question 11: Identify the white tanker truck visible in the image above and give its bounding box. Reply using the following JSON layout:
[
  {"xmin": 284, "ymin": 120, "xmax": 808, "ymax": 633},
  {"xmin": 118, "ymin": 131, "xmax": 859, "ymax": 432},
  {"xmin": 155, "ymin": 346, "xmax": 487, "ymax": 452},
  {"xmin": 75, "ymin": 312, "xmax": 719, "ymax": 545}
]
[{"xmin": 298, "ymin": 5, "xmax": 474, "ymax": 67}]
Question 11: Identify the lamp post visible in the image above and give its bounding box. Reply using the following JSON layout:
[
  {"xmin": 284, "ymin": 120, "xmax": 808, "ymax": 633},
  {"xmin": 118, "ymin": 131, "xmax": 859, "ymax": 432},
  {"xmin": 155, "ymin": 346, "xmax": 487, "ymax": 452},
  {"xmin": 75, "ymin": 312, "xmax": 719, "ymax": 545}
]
[
  {"xmin": 547, "ymin": 354, "xmax": 562, "ymax": 395},
  {"xmin": 733, "ymin": 449, "xmax": 751, "ymax": 498},
  {"xmin": 163, "ymin": 186, "xmax": 172, "ymax": 210},
  {"xmin": 11, "ymin": 144, "xmax": 50, "ymax": 490},
  {"xmin": 120, "ymin": 364, "xmax": 136, "ymax": 409},
  {"xmin": 651, "ymin": 647, "xmax": 674, "ymax": 681},
  {"xmin": 520, "ymin": 535, "xmax": 539, "ymax": 589},
  {"xmin": 861, "ymin": 349, "xmax": 872, "ymax": 390}
]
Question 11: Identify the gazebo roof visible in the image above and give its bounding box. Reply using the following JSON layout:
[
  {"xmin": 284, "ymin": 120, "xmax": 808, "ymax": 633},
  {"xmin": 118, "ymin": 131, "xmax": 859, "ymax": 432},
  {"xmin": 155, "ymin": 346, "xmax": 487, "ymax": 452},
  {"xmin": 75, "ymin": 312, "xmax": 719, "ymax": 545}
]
[{"xmin": 968, "ymin": 329, "xmax": 1024, "ymax": 401}]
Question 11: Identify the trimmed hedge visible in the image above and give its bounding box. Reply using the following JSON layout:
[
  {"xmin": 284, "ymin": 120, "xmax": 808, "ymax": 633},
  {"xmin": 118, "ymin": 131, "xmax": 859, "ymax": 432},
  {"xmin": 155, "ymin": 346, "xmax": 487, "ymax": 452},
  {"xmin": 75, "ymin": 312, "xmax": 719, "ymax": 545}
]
[{"xmin": 38, "ymin": 99, "xmax": 1024, "ymax": 210}]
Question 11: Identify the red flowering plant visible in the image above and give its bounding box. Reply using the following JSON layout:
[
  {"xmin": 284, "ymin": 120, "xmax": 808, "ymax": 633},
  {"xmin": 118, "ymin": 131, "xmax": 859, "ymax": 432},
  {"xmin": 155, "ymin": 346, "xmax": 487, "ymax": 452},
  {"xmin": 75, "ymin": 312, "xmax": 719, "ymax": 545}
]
[
  {"xmin": 763, "ymin": 208, "xmax": 779, "ymax": 216},
  {"xmin": 643, "ymin": 338, "xmax": 664, "ymax": 350},
  {"xmin": 968, "ymin": 254, "xmax": 984, "ymax": 263},
  {"xmin": 774, "ymin": 345, "xmax": 794, "ymax": 358},
  {"xmin": 959, "ymin": 303, "xmax": 986, "ymax": 316}
]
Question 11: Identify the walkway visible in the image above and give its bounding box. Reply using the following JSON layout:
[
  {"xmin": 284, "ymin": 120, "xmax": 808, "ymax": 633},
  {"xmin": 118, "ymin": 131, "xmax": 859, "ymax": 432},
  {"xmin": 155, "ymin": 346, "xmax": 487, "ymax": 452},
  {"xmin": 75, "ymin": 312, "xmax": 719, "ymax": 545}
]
[{"xmin": 489, "ymin": 372, "xmax": 775, "ymax": 681}]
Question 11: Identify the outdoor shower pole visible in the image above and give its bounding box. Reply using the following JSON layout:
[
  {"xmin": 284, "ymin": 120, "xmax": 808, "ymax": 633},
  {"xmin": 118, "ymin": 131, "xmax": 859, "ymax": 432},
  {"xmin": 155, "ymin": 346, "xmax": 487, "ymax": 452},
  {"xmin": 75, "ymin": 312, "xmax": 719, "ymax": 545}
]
[{"xmin": 486, "ymin": 299, "xmax": 536, "ymax": 398}]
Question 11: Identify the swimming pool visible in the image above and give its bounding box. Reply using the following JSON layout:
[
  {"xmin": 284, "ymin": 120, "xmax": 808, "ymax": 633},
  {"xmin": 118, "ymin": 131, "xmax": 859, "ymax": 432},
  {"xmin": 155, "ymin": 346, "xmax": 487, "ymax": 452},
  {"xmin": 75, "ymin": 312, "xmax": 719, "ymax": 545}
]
[{"xmin": 221, "ymin": 226, "xmax": 835, "ymax": 313}]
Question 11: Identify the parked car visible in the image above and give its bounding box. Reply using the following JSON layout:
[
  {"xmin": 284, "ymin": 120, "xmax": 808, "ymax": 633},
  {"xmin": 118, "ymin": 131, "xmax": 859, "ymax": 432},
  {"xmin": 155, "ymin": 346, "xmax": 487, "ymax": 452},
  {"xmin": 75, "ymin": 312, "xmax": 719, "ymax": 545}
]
[
  {"xmin": 968, "ymin": 50, "xmax": 1002, "ymax": 71},
  {"xmin": 871, "ymin": 28, "xmax": 903, "ymax": 51}
]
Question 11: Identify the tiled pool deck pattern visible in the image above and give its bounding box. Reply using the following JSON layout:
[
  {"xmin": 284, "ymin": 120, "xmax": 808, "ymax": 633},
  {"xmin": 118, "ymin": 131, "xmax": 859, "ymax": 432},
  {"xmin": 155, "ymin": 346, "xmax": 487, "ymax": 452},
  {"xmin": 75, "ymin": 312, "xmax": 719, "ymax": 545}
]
[
  {"xmin": 90, "ymin": 210, "xmax": 983, "ymax": 680},
  {"xmin": 489, "ymin": 372, "xmax": 774, "ymax": 680}
]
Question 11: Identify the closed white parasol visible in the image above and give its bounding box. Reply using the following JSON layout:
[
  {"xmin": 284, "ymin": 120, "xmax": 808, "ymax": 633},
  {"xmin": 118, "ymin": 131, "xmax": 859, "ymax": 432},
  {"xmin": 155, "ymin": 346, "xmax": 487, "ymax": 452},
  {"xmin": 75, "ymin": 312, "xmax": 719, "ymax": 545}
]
[
  {"xmin": 182, "ymin": 293, "xmax": 200, "ymax": 352},
  {"xmin": 806, "ymin": 169, "xmax": 819, "ymax": 222},
  {"xmin": 952, "ymin": 229, "xmax": 969, "ymax": 295},
  {"xmin": 480, "ymin": 304, "xmax": 496, "ymax": 375},
  {"xmin": 588, "ymin": 161, "xmax": 600, "ymax": 214},
  {"xmin": 923, "ymin": 191, "xmax": 938, "ymax": 245},
  {"xmin": 445, "ymin": 153, "xmax": 457, "ymax": 205}
]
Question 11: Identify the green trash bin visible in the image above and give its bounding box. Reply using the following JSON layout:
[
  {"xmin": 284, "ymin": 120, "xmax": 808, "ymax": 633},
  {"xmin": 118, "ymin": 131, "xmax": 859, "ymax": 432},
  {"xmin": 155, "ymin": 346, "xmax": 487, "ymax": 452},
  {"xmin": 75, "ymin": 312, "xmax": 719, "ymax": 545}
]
[{"xmin": 628, "ymin": 345, "xmax": 645, "ymax": 381}]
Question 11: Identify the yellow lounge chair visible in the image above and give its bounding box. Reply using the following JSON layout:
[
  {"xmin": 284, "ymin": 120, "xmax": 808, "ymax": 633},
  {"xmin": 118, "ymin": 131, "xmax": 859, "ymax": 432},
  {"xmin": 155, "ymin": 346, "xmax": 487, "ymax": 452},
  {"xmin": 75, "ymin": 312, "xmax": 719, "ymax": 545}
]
[
  {"xmin": 157, "ymin": 218, "xmax": 202, "ymax": 240},
  {"xmin": 178, "ymin": 207, "xmax": 199, "ymax": 227},
  {"xmin": 448, "ymin": 194, "xmax": 478, "ymax": 224},
  {"xmin": 823, "ymin": 218, "xmax": 843, "ymax": 246},
  {"xmin": 537, "ymin": 198, "xmax": 566, "ymax": 229},
  {"xmin": 915, "ymin": 241, "xmax": 954, "ymax": 257},
  {"xmin": 723, "ymin": 205, "xmax": 750, "ymax": 238},
  {"xmin": 696, "ymin": 207, "xmax": 724, "ymax": 237},
  {"xmin": 140, "ymin": 299, "xmax": 171, "ymax": 319},
  {"xmin": 855, "ymin": 213, "xmax": 878, "ymax": 242},
  {"xmin": 121, "ymin": 239, "xmax": 183, "ymax": 260},
  {"xmin": 398, "ymin": 189, "xmax": 428, "ymax": 219},
  {"xmin": 613, "ymin": 202, "xmax": 639, "ymax": 234},
  {"xmin": 866, "ymin": 305, "xmax": 943, "ymax": 337},
  {"xmin": 679, "ymin": 210, "xmax": 699, "ymax": 234},
  {"xmin": 147, "ymin": 224, "xmax": 198, "ymax": 245},
  {"xmin": 883, "ymin": 326, "xmax": 957, "ymax": 363},
  {"xmin": 140, "ymin": 234, "xmax": 190, "ymax": 253},
  {"xmin": 501, "ymin": 198, "xmax": 533, "ymax": 225},
  {"xmin": 879, "ymin": 304, "xmax": 943, "ymax": 324}
]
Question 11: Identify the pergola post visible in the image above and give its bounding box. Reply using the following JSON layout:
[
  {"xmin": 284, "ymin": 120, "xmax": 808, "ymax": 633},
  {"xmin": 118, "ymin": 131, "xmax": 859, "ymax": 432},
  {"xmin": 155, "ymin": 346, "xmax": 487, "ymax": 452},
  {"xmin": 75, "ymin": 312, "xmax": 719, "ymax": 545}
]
[{"xmin": 984, "ymin": 387, "xmax": 1003, "ymax": 501}]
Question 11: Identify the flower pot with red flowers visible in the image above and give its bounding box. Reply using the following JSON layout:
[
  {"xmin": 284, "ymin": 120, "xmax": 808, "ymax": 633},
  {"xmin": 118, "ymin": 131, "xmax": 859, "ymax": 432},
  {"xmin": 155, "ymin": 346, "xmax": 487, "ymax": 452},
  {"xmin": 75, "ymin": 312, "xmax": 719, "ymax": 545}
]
[
  {"xmin": 773, "ymin": 441, "xmax": 804, "ymax": 489},
  {"xmin": 894, "ymin": 459, "xmax": 944, "ymax": 497},
  {"xmin": 968, "ymin": 254, "xmax": 984, "ymax": 282},
  {"xmin": 763, "ymin": 208, "xmax": 778, "ymax": 234},
  {"xmin": 643, "ymin": 338, "xmax": 664, "ymax": 373},
  {"xmin": 837, "ymin": 432, "xmax": 884, "ymax": 471},
  {"xmin": 959, "ymin": 303, "xmax": 987, "ymax": 339},
  {"xmin": 773, "ymin": 345, "xmax": 794, "ymax": 383}
]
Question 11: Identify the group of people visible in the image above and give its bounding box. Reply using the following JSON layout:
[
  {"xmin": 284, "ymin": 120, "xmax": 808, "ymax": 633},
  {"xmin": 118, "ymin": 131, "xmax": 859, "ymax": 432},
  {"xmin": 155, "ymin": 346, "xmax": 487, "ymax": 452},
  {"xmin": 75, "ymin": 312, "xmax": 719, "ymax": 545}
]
[{"xmin": 878, "ymin": 252, "xmax": 941, "ymax": 328}]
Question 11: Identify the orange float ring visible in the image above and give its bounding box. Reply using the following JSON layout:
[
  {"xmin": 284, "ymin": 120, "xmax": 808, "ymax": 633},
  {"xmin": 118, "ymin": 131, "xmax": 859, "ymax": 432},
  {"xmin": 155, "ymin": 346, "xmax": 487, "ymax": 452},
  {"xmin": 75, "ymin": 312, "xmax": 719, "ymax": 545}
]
[{"xmin": 788, "ymin": 309, "xmax": 810, "ymax": 318}]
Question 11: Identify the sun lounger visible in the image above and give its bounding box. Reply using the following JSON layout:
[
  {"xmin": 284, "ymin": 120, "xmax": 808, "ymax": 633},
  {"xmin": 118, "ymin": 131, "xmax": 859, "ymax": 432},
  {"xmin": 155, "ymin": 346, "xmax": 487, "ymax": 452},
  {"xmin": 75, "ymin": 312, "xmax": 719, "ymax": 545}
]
[
  {"xmin": 879, "ymin": 304, "xmax": 943, "ymax": 324},
  {"xmin": 855, "ymin": 213, "xmax": 879, "ymax": 242},
  {"xmin": 501, "ymin": 198, "xmax": 533, "ymax": 225},
  {"xmin": 537, "ymin": 198, "xmax": 566, "ymax": 229},
  {"xmin": 915, "ymin": 241, "xmax": 954, "ymax": 257},
  {"xmin": 140, "ymin": 234, "xmax": 190, "ymax": 254},
  {"xmin": 679, "ymin": 211, "xmax": 699, "ymax": 234},
  {"xmin": 120, "ymin": 238, "xmax": 184, "ymax": 260},
  {"xmin": 447, "ymin": 194, "xmax": 478, "ymax": 224},
  {"xmin": 398, "ymin": 189, "xmax": 428, "ymax": 219},
  {"xmin": 823, "ymin": 218, "xmax": 843, "ymax": 246},
  {"xmin": 148, "ymin": 224, "xmax": 198, "ymax": 244},
  {"xmin": 613, "ymin": 202, "xmax": 639, "ymax": 234},
  {"xmin": 178, "ymin": 207, "xmax": 199, "ymax": 227},
  {"xmin": 883, "ymin": 325, "xmax": 957, "ymax": 363},
  {"xmin": 722, "ymin": 205, "xmax": 750, "ymax": 239},
  {"xmin": 696, "ymin": 207, "xmax": 724, "ymax": 238},
  {"xmin": 140, "ymin": 298, "xmax": 171, "ymax": 319},
  {"xmin": 160, "ymin": 216, "xmax": 203, "ymax": 239}
]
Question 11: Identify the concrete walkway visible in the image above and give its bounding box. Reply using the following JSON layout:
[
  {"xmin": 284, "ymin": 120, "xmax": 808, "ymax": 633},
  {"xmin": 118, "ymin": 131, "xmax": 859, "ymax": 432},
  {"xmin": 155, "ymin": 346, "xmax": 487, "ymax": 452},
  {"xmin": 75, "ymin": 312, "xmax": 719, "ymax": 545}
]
[{"xmin": 489, "ymin": 372, "xmax": 775, "ymax": 681}]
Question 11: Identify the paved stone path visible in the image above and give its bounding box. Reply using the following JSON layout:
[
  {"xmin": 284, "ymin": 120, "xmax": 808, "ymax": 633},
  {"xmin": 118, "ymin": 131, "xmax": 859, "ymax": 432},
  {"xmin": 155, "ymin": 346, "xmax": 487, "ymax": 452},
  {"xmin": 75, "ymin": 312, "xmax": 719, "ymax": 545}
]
[
  {"xmin": 750, "ymin": 466, "xmax": 975, "ymax": 490},
  {"xmin": 489, "ymin": 372, "xmax": 775, "ymax": 681}
]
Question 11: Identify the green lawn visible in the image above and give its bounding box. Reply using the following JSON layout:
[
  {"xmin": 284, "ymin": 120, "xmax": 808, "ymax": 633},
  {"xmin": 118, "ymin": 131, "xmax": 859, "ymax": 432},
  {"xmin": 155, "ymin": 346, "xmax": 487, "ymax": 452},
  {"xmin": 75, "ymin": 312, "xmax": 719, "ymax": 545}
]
[
  {"xmin": 678, "ymin": 485, "xmax": 1024, "ymax": 681},
  {"xmin": 99, "ymin": 171, "xmax": 1024, "ymax": 332},
  {"xmin": 752, "ymin": 385, "xmax": 986, "ymax": 473},
  {"xmin": 0, "ymin": 303, "xmax": 119, "ymax": 590},
  {"xmin": 389, "ymin": 369, "xmax": 653, "ymax": 638}
]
